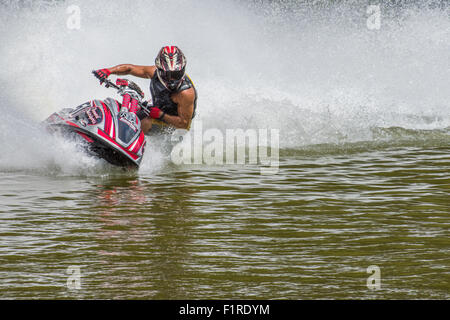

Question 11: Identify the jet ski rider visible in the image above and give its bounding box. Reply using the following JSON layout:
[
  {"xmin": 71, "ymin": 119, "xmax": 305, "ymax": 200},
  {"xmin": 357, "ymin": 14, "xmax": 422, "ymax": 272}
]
[{"xmin": 93, "ymin": 45, "xmax": 197, "ymax": 134}]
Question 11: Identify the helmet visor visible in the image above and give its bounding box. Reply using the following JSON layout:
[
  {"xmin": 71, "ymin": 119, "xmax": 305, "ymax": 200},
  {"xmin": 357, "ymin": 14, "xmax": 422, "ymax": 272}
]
[{"xmin": 159, "ymin": 69, "xmax": 185, "ymax": 82}]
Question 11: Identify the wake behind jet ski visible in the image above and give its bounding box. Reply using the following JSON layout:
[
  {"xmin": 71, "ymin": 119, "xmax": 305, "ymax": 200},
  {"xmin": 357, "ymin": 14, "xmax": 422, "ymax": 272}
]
[{"xmin": 43, "ymin": 73, "xmax": 150, "ymax": 168}]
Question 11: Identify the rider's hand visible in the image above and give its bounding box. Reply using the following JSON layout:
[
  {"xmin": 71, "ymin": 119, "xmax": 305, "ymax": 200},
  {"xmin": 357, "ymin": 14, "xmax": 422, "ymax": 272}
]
[
  {"xmin": 93, "ymin": 68, "xmax": 111, "ymax": 84},
  {"xmin": 149, "ymin": 107, "xmax": 165, "ymax": 120}
]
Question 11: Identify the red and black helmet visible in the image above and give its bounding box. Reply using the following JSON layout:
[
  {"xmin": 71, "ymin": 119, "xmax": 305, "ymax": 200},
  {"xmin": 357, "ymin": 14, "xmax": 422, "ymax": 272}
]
[{"xmin": 155, "ymin": 46, "xmax": 187, "ymax": 91}]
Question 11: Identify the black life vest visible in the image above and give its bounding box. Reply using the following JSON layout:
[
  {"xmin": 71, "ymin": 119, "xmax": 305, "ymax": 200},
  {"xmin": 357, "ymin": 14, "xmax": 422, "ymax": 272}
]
[{"xmin": 149, "ymin": 73, "xmax": 197, "ymax": 118}]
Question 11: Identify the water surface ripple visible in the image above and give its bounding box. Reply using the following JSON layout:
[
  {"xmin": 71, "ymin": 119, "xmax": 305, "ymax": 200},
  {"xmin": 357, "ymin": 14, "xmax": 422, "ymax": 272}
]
[{"xmin": 0, "ymin": 146, "xmax": 449, "ymax": 299}]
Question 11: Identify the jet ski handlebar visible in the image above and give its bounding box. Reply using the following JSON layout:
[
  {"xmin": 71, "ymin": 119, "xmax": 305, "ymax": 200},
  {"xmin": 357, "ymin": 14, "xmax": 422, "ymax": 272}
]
[{"xmin": 92, "ymin": 71, "xmax": 149, "ymax": 114}]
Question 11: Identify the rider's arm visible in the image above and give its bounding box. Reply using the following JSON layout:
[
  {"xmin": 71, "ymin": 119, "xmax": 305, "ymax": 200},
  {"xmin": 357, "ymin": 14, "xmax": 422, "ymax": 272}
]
[
  {"xmin": 108, "ymin": 64, "xmax": 156, "ymax": 79},
  {"xmin": 160, "ymin": 89, "xmax": 195, "ymax": 129}
]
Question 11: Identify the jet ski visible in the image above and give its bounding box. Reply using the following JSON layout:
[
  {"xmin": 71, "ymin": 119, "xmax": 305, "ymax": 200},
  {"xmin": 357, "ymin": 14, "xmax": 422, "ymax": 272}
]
[{"xmin": 43, "ymin": 73, "xmax": 150, "ymax": 168}]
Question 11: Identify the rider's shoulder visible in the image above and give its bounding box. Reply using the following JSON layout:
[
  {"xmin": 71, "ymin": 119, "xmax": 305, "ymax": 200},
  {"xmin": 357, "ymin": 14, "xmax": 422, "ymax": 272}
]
[
  {"xmin": 174, "ymin": 86, "xmax": 195, "ymax": 102},
  {"xmin": 143, "ymin": 65, "xmax": 157, "ymax": 78}
]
